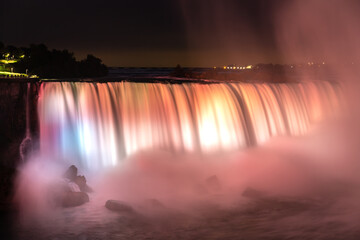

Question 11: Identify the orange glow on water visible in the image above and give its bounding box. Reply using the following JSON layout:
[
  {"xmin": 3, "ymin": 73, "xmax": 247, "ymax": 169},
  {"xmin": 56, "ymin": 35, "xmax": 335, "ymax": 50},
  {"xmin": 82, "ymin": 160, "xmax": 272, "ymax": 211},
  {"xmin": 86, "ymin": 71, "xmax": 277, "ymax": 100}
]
[{"xmin": 38, "ymin": 81, "xmax": 341, "ymax": 169}]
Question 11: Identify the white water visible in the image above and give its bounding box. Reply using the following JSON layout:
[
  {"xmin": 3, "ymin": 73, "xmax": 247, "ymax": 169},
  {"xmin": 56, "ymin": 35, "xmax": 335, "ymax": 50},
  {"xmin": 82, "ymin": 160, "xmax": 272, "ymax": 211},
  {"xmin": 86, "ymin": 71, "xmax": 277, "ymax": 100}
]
[{"xmin": 37, "ymin": 81, "xmax": 341, "ymax": 169}]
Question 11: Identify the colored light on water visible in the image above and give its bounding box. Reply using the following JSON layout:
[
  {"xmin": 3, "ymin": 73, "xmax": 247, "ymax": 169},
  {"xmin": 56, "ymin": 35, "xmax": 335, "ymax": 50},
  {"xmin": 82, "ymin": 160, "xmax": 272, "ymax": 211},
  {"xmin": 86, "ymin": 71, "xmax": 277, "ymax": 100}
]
[{"xmin": 38, "ymin": 81, "xmax": 341, "ymax": 169}]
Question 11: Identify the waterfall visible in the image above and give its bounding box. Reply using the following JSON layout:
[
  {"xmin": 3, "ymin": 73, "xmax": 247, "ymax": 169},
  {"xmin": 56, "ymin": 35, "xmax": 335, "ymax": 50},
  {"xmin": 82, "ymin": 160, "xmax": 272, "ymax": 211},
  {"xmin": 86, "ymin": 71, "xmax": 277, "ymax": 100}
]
[
  {"xmin": 19, "ymin": 82, "xmax": 33, "ymax": 162},
  {"xmin": 38, "ymin": 81, "xmax": 341, "ymax": 169}
]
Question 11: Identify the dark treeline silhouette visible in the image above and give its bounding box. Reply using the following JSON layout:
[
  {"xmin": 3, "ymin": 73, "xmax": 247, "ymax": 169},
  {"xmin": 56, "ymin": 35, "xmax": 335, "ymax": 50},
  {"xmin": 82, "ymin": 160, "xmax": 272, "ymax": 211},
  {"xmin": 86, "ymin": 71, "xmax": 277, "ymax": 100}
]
[
  {"xmin": 169, "ymin": 64, "xmax": 193, "ymax": 78},
  {"xmin": 0, "ymin": 42, "xmax": 108, "ymax": 78}
]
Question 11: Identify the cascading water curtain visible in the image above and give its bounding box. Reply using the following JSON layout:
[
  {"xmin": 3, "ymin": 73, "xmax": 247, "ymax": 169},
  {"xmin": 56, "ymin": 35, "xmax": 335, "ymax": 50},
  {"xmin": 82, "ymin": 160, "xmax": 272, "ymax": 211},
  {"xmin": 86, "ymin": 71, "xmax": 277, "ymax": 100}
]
[{"xmin": 38, "ymin": 81, "xmax": 341, "ymax": 169}]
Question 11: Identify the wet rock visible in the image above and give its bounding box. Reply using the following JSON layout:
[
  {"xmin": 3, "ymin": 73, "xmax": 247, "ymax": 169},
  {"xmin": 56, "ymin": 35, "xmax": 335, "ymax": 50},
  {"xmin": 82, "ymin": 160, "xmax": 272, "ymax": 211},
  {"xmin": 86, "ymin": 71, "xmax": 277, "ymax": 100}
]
[
  {"xmin": 63, "ymin": 165, "xmax": 93, "ymax": 192},
  {"xmin": 75, "ymin": 175, "xmax": 93, "ymax": 193},
  {"xmin": 194, "ymin": 184, "xmax": 209, "ymax": 195},
  {"xmin": 242, "ymin": 187, "xmax": 267, "ymax": 199},
  {"xmin": 205, "ymin": 175, "xmax": 222, "ymax": 192},
  {"xmin": 105, "ymin": 200, "xmax": 135, "ymax": 213},
  {"xmin": 144, "ymin": 198, "xmax": 165, "ymax": 209},
  {"xmin": 19, "ymin": 137, "xmax": 32, "ymax": 162},
  {"xmin": 68, "ymin": 181, "xmax": 81, "ymax": 192},
  {"xmin": 64, "ymin": 165, "xmax": 78, "ymax": 181},
  {"xmin": 62, "ymin": 192, "xmax": 89, "ymax": 207},
  {"xmin": 57, "ymin": 165, "xmax": 93, "ymax": 208}
]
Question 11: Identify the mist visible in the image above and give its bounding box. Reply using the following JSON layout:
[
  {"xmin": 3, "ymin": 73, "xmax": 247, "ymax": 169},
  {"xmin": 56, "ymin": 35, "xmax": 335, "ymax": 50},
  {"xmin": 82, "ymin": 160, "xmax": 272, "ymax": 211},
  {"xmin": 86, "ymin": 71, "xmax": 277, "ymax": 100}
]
[{"xmin": 12, "ymin": 0, "xmax": 360, "ymax": 239}]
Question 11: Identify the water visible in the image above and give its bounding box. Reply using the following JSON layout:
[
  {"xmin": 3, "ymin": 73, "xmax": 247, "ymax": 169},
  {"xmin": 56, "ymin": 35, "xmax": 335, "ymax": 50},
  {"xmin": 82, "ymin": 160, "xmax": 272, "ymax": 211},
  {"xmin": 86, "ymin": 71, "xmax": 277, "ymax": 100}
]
[
  {"xmin": 14, "ymin": 79, "xmax": 354, "ymax": 239},
  {"xmin": 38, "ymin": 80, "xmax": 341, "ymax": 169},
  {"xmin": 14, "ymin": 191, "xmax": 360, "ymax": 240},
  {"xmin": 19, "ymin": 82, "xmax": 32, "ymax": 162}
]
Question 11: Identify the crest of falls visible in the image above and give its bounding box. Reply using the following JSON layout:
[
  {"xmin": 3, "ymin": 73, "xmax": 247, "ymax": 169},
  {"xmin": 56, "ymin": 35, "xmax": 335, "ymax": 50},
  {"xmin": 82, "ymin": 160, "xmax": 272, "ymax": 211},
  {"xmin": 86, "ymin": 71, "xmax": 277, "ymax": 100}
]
[{"xmin": 38, "ymin": 81, "xmax": 341, "ymax": 169}]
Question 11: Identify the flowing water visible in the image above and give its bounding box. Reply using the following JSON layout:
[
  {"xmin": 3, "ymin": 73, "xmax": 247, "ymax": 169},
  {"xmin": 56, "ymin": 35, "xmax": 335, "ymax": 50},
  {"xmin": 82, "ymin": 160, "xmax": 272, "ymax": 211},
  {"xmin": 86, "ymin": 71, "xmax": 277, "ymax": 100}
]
[
  {"xmin": 19, "ymin": 82, "xmax": 32, "ymax": 162},
  {"xmin": 38, "ymin": 81, "xmax": 340, "ymax": 169},
  {"xmin": 13, "ymin": 80, "xmax": 355, "ymax": 240}
]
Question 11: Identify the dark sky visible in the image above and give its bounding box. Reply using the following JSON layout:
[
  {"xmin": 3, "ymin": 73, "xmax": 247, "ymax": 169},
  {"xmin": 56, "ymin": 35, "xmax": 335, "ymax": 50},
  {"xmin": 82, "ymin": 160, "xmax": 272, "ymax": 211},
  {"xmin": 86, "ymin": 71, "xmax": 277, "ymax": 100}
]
[{"xmin": 1, "ymin": 0, "xmax": 284, "ymax": 67}]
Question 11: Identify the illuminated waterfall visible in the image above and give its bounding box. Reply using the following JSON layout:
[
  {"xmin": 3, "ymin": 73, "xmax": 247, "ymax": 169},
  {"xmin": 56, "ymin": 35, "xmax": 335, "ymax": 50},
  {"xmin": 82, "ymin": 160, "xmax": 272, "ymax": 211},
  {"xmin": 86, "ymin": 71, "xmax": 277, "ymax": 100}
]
[{"xmin": 38, "ymin": 81, "xmax": 341, "ymax": 169}]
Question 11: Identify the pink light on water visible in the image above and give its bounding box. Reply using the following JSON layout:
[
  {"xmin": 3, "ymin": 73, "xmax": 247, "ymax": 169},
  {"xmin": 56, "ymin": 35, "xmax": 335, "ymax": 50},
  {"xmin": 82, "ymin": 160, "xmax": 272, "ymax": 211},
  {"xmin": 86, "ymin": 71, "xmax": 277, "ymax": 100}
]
[{"xmin": 38, "ymin": 81, "xmax": 341, "ymax": 169}]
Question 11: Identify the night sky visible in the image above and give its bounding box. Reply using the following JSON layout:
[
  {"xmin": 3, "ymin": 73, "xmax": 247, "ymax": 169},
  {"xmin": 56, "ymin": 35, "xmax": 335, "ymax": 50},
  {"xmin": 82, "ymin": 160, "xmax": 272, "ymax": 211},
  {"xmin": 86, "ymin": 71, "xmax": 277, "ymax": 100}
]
[{"xmin": 2, "ymin": 0, "xmax": 285, "ymax": 67}]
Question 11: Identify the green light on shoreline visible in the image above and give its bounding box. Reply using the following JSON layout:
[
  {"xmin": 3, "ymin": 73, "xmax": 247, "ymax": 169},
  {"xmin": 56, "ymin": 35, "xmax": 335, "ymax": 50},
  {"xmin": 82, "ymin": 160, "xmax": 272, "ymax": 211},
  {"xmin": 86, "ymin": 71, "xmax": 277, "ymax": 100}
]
[
  {"xmin": 0, "ymin": 59, "xmax": 18, "ymax": 64},
  {"xmin": 0, "ymin": 71, "xmax": 28, "ymax": 77}
]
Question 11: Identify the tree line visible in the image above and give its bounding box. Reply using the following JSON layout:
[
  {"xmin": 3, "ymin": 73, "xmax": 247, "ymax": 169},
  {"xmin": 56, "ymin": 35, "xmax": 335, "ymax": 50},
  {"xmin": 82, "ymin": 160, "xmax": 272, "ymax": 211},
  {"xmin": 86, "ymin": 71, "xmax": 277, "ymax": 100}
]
[{"xmin": 0, "ymin": 42, "xmax": 108, "ymax": 78}]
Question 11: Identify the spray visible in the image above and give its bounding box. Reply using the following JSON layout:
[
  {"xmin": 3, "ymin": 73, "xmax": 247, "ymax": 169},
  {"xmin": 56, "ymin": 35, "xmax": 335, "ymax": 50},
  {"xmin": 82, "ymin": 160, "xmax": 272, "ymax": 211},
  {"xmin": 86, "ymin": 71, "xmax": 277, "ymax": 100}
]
[{"xmin": 19, "ymin": 82, "xmax": 32, "ymax": 162}]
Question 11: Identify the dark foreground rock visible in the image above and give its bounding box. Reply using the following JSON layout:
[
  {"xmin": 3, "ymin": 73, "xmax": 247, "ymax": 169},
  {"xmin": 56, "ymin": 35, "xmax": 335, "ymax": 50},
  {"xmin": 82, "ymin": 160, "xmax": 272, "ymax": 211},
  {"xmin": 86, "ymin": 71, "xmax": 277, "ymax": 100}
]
[
  {"xmin": 242, "ymin": 187, "xmax": 268, "ymax": 199},
  {"xmin": 105, "ymin": 200, "xmax": 135, "ymax": 214},
  {"xmin": 63, "ymin": 165, "xmax": 78, "ymax": 181},
  {"xmin": 144, "ymin": 198, "xmax": 165, "ymax": 209},
  {"xmin": 205, "ymin": 175, "xmax": 222, "ymax": 192},
  {"xmin": 62, "ymin": 192, "xmax": 89, "ymax": 208},
  {"xmin": 64, "ymin": 165, "xmax": 93, "ymax": 193},
  {"xmin": 57, "ymin": 165, "xmax": 92, "ymax": 207}
]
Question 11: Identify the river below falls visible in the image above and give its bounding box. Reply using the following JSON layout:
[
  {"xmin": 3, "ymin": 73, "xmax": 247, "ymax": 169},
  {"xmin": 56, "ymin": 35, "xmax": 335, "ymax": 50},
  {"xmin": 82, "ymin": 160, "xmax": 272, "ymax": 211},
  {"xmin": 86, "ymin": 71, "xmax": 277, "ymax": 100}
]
[{"xmin": 12, "ymin": 191, "xmax": 360, "ymax": 240}]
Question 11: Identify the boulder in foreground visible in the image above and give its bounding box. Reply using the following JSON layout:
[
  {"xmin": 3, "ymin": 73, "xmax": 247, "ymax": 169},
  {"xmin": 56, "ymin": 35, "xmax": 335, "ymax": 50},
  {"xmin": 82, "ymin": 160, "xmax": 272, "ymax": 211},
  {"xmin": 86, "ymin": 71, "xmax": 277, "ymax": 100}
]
[
  {"xmin": 242, "ymin": 187, "xmax": 267, "ymax": 199},
  {"xmin": 62, "ymin": 192, "xmax": 89, "ymax": 208},
  {"xmin": 205, "ymin": 175, "xmax": 222, "ymax": 192},
  {"xmin": 105, "ymin": 200, "xmax": 135, "ymax": 213},
  {"xmin": 144, "ymin": 198, "xmax": 165, "ymax": 209}
]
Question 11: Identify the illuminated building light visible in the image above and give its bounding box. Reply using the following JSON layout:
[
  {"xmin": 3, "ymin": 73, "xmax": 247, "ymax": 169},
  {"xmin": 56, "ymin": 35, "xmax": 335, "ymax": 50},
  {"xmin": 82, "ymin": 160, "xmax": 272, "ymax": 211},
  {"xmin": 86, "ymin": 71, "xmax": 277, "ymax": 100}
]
[
  {"xmin": 223, "ymin": 66, "xmax": 226, "ymax": 69},
  {"xmin": 246, "ymin": 65, "xmax": 252, "ymax": 69}
]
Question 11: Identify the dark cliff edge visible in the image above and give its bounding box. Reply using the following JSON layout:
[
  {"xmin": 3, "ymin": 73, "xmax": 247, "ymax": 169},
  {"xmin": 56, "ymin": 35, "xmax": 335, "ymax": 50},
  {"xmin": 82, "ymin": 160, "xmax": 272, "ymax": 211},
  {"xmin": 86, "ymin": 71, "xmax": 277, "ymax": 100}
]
[{"xmin": 0, "ymin": 80, "xmax": 39, "ymax": 217}]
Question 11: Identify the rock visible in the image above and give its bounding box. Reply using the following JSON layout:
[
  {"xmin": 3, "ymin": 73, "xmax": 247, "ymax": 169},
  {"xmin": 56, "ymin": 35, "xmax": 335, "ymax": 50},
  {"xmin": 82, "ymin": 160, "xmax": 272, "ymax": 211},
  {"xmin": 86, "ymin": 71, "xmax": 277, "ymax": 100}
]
[
  {"xmin": 105, "ymin": 200, "xmax": 135, "ymax": 213},
  {"xmin": 59, "ymin": 165, "xmax": 93, "ymax": 207},
  {"xmin": 193, "ymin": 184, "xmax": 209, "ymax": 195},
  {"xmin": 62, "ymin": 192, "xmax": 89, "ymax": 207},
  {"xmin": 74, "ymin": 175, "xmax": 86, "ymax": 189},
  {"xmin": 19, "ymin": 137, "xmax": 32, "ymax": 162},
  {"xmin": 68, "ymin": 181, "xmax": 81, "ymax": 192},
  {"xmin": 75, "ymin": 175, "xmax": 93, "ymax": 193},
  {"xmin": 242, "ymin": 187, "xmax": 267, "ymax": 199},
  {"xmin": 205, "ymin": 175, "xmax": 222, "ymax": 192},
  {"xmin": 64, "ymin": 165, "xmax": 78, "ymax": 181},
  {"xmin": 144, "ymin": 198, "xmax": 165, "ymax": 209}
]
